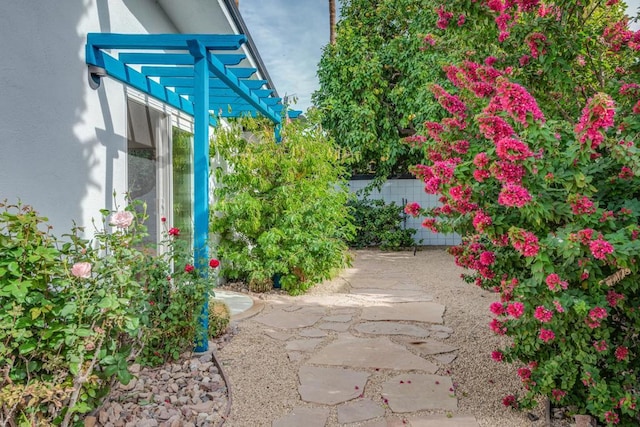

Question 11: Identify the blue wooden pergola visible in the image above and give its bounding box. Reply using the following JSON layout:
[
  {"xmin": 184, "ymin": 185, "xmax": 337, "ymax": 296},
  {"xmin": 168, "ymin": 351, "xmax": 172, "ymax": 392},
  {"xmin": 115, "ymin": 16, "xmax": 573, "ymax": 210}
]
[{"xmin": 86, "ymin": 33, "xmax": 300, "ymax": 351}]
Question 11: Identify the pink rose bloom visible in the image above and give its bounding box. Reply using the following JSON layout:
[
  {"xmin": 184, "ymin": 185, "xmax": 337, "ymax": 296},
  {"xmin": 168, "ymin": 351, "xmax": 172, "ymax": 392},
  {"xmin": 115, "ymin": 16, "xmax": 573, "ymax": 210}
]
[
  {"xmin": 209, "ymin": 259, "xmax": 220, "ymax": 269},
  {"xmin": 111, "ymin": 210, "xmax": 134, "ymax": 229},
  {"xmin": 71, "ymin": 262, "xmax": 92, "ymax": 278}
]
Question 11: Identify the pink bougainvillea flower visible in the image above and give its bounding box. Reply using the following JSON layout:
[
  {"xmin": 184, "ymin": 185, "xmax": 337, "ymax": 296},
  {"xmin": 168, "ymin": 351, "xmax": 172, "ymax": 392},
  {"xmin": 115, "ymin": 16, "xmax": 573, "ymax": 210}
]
[
  {"xmin": 588, "ymin": 238, "xmax": 614, "ymax": 260},
  {"xmin": 509, "ymin": 229, "xmax": 539, "ymax": 257},
  {"xmin": 489, "ymin": 318, "xmax": 507, "ymax": 335},
  {"xmin": 184, "ymin": 264, "xmax": 195, "ymax": 273},
  {"xmin": 502, "ymin": 394, "xmax": 517, "ymax": 408},
  {"xmin": 498, "ymin": 184, "xmax": 532, "ymax": 207},
  {"xmin": 551, "ymin": 389, "xmax": 566, "ymax": 402},
  {"xmin": 534, "ymin": 306, "xmax": 553, "ymax": 323},
  {"xmin": 71, "ymin": 262, "xmax": 92, "ymax": 279},
  {"xmin": 168, "ymin": 227, "xmax": 180, "ymax": 237},
  {"xmin": 472, "ymin": 210, "xmax": 493, "ymax": 232},
  {"xmin": 538, "ymin": 328, "xmax": 555, "ymax": 343},
  {"xmin": 495, "ymin": 138, "xmax": 533, "ymax": 161},
  {"xmin": 553, "ymin": 300, "xmax": 565, "ymax": 313},
  {"xmin": 615, "ymin": 346, "xmax": 629, "ymax": 361},
  {"xmin": 404, "ymin": 202, "xmax": 421, "ymax": 217},
  {"xmin": 209, "ymin": 259, "xmax": 220, "ymax": 269},
  {"xmin": 606, "ymin": 290, "xmax": 624, "ymax": 307},
  {"xmin": 485, "ymin": 78, "xmax": 545, "ymax": 125},
  {"xmin": 569, "ymin": 195, "xmax": 597, "ymax": 215},
  {"xmin": 604, "ymin": 411, "xmax": 620, "ymax": 425},
  {"xmin": 491, "ymin": 350, "xmax": 504, "ymax": 362},
  {"xmin": 479, "ymin": 251, "xmax": 496, "ymax": 266},
  {"xmin": 490, "ymin": 301, "xmax": 505, "ymax": 316},
  {"xmin": 593, "ymin": 340, "xmax": 608, "ymax": 352},
  {"xmin": 545, "ymin": 273, "xmax": 568, "ymax": 292},
  {"xmin": 574, "ymin": 93, "xmax": 615, "ymax": 149},
  {"xmin": 507, "ymin": 301, "xmax": 525, "ymax": 318},
  {"xmin": 526, "ymin": 32, "xmax": 547, "ymax": 58},
  {"xmin": 111, "ymin": 210, "xmax": 134, "ymax": 229}
]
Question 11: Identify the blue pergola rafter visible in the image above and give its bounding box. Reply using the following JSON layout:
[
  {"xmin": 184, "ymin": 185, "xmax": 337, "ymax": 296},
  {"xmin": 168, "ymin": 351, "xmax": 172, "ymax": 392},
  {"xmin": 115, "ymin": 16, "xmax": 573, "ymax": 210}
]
[{"xmin": 85, "ymin": 33, "xmax": 301, "ymax": 352}]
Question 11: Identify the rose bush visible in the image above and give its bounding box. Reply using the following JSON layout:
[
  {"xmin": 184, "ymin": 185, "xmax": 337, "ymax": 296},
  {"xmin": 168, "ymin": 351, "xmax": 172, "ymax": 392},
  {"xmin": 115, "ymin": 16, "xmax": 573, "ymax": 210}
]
[
  {"xmin": 0, "ymin": 199, "xmax": 220, "ymax": 425},
  {"xmin": 404, "ymin": 0, "xmax": 640, "ymax": 424}
]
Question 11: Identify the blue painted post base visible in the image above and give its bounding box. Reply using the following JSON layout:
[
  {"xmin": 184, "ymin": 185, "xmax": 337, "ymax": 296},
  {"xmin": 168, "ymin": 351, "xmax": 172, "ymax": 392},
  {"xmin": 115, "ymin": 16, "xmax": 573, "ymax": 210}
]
[{"xmin": 194, "ymin": 299, "xmax": 209, "ymax": 353}]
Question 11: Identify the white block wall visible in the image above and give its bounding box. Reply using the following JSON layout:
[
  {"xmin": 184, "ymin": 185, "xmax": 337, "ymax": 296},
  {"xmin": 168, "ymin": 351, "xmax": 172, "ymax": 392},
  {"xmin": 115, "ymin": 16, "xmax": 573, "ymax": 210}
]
[{"xmin": 348, "ymin": 178, "xmax": 461, "ymax": 246}]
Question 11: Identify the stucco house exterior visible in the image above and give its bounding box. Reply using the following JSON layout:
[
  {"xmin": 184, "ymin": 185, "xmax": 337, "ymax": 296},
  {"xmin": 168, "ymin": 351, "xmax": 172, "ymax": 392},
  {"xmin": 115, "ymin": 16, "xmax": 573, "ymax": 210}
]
[{"xmin": 0, "ymin": 0, "xmax": 291, "ymax": 251}]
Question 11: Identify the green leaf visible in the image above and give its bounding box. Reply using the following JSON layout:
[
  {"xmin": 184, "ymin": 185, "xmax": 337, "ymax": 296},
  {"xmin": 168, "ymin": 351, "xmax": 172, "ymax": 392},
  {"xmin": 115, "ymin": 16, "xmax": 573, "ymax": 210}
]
[{"xmin": 18, "ymin": 340, "xmax": 37, "ymax": 355}]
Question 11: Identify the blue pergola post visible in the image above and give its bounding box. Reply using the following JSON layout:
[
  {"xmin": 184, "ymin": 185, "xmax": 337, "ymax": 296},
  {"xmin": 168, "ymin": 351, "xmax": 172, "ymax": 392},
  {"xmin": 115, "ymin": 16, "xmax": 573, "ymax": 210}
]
[{"xmin": 188, "ymin": 39, "xmax": 211, "ymax": 353}]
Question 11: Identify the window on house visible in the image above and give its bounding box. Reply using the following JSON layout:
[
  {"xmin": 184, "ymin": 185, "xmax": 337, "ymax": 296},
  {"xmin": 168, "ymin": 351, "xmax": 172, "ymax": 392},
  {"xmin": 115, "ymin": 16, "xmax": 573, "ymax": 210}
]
[{"xmin": 126, "ymin": 98, "xmax": 194, "ymax": 247}]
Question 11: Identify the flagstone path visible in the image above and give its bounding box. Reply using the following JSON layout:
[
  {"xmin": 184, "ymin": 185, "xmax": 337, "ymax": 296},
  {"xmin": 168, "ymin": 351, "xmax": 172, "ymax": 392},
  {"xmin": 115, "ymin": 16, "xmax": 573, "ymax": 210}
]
[{"xmin": 221, "ymin": 251, "xmax": 482, "ymax": 426}]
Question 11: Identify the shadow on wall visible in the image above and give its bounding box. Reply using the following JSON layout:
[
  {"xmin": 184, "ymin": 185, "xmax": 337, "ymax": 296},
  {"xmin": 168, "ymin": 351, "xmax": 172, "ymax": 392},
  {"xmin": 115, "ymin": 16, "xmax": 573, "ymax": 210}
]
[{"xmin": 0, "ymin": 0, "xmax": 97, "ymax": 233}]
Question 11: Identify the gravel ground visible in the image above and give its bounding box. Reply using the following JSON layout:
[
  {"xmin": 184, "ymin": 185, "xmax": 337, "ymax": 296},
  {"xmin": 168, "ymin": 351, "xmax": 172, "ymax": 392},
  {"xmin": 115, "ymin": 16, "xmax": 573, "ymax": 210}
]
[{"xmin": 217, "ymin": 248, "xmax": 574, "ymax": 427}]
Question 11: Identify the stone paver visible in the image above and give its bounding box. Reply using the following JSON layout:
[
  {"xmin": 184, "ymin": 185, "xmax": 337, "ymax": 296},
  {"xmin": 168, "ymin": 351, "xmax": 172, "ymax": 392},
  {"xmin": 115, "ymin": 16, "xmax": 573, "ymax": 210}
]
[
  {"xmin": 393, "ymin": 337, "xmax": 458, "ymax": 355},
  {"xmin": 298, "ymin": 328, "xmax": 328, "ymax": 338},
  {"xmin": 307, "ymin": 336, "xmax": 438, "ymax": 372},
  {"xmin": 285, "ymin": 338, "xmax": 324, "ymax": 352},
  {"xmin": 298, "ymin": 366, "xmax": 370, "ymax": 405},
  {"xmin": 337, "ymin": 399, "xmax": 385, "ymax": 424},
  {"xmin": 361, "ymin": 302, "xmax": 445, "ymax": 324},
  {"xmin": 355, "ymin": 321, "xmax": 431, "ymax": 337},
  {"xmin": 272, "ymin": 407, "xmax": 330, "ymax": 427},
  {"xmin": 318, "ymin": 321, "xmax": 351, "ymax": 332},
  {"xmin": 255, "ymin": 307, "xmax": 325, "ymax": 329},
  {"xmin": 264, "ymin": 330, "xmax": 294, "ymax": 341},
  {"xmin": 322, "ymin": 314, "xmax": 353, "ymax": 322},
  {"xmin": 382, "ymin": 373, "xmax": 457, "ymax": 412}
]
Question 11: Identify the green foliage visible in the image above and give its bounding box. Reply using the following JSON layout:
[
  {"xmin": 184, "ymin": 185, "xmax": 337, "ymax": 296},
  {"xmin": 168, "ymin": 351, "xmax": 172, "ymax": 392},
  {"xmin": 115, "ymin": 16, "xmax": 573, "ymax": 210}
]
[
  {"xmin": 211, "ymin": 113, "xmax": 354, "ymax": 295},
  {"xmin": 347, "ymin": 195, "xmax": 417, "ymax": 250}
]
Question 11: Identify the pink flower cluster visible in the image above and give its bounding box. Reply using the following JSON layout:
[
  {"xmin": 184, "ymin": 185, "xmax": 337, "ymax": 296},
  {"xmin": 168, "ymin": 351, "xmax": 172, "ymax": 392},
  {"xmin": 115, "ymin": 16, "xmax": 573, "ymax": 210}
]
[
  {"xmin": 479, "ymin": 114, "xmax": 515, "ymax": 143},
  {"xmin": 569, "ymin": 195, "xmax": 596, "ymax": 215},
  {"xmin": 506, "ymin": 301, "xmax": 525, "ymax": 318},
  {"xmin": 574, "ymin": 93, "xmax": 616, "ymax": 149},
  {"xmin": 588, "ymin": 237, "xmax": 614, "ymax": 260},
  {"xmin": 498, "ymin": 183, "xmax": 532, "ymax": 207},
  {"xmin": 436, "ymin": 5, "xmax": 454, "ymax": 29},
  {"xmin": 485, "ymin": 78, "xmax": 546, "ymax": 125},
  {"xmin": 585, "ymin": 306, "xmax": 607, "ymax": 328},
  {"xmin": 593, "ymin": 340, "xmax": 608, "ymax": 352},
  {"xmin": 607, "ymin": 290, "xmax": 624, "ymax": 307},
  {"xmin": 534, "ymin": 306, "xmax": 553, "ymax": 323},
  {"xmin": 472, "ymin": 210, "xmax": 493, "ymax": 232},
  {"xmin": 545, "ymin": 273, "xmax": 568, "ymax": 292},
  {"xmin": 509, "ymin": 228, "xmax": 540, "ymax": 257},
  {"xmin": 431, "ymin": 84, "xmax": 467, "ymax": 119},
  {"xmin": 496, "ymin": 137, "xmax": 533, "ymax": 161},
  {"xmin": 538, "ymin": 328, "xmax": 555, "ymax": 343},
  {"xmin": 492, "ymin": 161, "xmax": 525, "ymax": 184},
  {"xmin": 404, "ymin": 202, "xmax": 421, "ymax": 217},
  {"xmin": 615, "ymin": 346, "xmax": 629, "ymax": 361},
  {"xmin": 526, "ymin": 32, "xmax": 547, "ymax": 58}
]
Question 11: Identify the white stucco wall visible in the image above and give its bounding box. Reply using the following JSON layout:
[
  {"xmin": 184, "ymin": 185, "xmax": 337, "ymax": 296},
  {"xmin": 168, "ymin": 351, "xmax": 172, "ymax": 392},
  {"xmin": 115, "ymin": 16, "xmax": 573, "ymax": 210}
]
[{"xmin": 0, "ymin": 1, "xmax": 202, "ymax": 236}]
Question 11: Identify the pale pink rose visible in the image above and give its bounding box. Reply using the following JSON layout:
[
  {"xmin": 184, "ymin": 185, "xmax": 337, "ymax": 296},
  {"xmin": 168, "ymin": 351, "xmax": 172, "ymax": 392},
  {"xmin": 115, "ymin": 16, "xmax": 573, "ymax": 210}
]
[
  {"xmin": 111, "ymin": 211, "xmax": 134, "ymax": 229},
  {"xmin": 71, "ymin": 262, "xmax": 92, "ymax": 278}
]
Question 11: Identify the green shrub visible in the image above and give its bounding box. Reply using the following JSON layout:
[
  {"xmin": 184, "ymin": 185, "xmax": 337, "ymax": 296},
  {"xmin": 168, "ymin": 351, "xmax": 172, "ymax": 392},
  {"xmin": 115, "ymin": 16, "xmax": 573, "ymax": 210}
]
[
  {"xmin": 347, "ymin": 195, "xmax": 417, "ymax": 250},
  {"xmin": 211, "ymin": 113, "xmax": 354, "ymax": 295}
]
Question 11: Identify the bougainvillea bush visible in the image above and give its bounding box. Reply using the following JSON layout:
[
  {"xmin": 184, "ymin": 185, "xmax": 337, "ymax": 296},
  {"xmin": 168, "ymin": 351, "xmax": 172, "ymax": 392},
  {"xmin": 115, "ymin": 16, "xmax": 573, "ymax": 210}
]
[{"xmin": 404, "ymin": 0, "xmax": 639, "ymax": 424}]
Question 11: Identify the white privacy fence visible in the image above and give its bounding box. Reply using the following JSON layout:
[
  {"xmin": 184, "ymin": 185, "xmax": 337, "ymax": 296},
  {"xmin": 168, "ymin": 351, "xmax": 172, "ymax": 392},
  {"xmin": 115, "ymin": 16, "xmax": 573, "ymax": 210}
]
[{"xmin": 348, "ymin": 177, "xmax": 462, "ymax": 246}]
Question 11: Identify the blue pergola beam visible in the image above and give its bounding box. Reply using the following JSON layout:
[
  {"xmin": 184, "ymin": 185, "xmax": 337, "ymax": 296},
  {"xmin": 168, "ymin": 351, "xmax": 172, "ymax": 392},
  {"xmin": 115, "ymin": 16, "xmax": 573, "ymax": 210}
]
[
  {"xmin": 87, "ymin": 33, "xmax": 246, "ymax": 51},
  {"xmin": 86, "ymin": 47, "xmax": 195, "ymax": 116},
  {"xmin": 205, "ymin": 52, "xmax": 281, "ymax": 124},
  {"xmin": 159, "ymin": 77, "xmax": 267, "ymax": 90},
  {"xmin": 141, "ymin": 66, "xmax": 257, "ymax": 79},
  {"xmin": 173, "ymin": 87, "xmax": 274, "ymax": 98},
  {"xmin": 207, "ymin": 97, "xmax": 281, "ymax": 106},
  {"xmin": 119, "ymin": 52, "xmax": 246, "ymax": 66},
  {"xmin": 211, "ymin": 102, "xmax": 283, "ymax": 112}
]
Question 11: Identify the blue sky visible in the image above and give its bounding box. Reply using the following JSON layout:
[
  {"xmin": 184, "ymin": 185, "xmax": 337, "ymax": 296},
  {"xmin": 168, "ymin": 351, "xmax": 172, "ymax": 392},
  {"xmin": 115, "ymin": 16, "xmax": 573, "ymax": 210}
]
[
  {"xmin": 239, "ymin": 0, "xmax": 335, "ymax": 112},
  {"xmin": 240, "ymin": 0, "xmax": 639, "ymax": 113}
]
